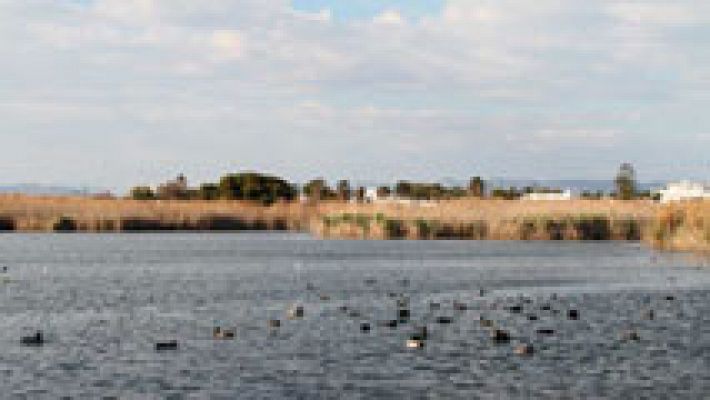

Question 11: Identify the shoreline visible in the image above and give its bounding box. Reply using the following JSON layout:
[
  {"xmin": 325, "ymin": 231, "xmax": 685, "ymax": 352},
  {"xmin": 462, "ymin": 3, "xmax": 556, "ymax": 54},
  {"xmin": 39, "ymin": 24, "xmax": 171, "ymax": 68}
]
[{"xmin": 0, "ymin": 194, "xmax": 707, "ymax": 254}]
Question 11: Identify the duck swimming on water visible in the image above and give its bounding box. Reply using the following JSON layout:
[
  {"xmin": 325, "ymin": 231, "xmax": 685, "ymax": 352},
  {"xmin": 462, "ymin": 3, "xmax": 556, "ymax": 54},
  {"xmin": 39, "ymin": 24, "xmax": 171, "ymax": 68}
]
[
  {"xmin": 21, "ymin": 331, "xmax": 44, "ymax": 346},
  {"xmin": 406, "ymin": 326, "xmax": 428, "ymax": 348},
  {"xmin": 213, "ymin": 327, "xmax": 235, "ymax": 339},
  {"xmin": 287, "ymin": 304, "xmax": 304, "ymax": 319},
  {"xmin": 155, "ymin": 340, "xmax": 179, "ymax": 351}
]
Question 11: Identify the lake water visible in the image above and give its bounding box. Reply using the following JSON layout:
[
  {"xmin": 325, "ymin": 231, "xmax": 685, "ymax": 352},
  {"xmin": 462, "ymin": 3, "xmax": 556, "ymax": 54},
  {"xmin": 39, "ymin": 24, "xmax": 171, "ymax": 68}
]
[{"xmin": 0, "ymin": 234, "xmax": 709, "ymax": 398}]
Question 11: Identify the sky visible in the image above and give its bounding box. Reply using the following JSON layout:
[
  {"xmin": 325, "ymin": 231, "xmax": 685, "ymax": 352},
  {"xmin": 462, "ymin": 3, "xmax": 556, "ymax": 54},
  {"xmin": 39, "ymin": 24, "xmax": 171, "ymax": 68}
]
[{"xmin": 0, "ymin": 0, "xmax": 708, "ymax": 192}]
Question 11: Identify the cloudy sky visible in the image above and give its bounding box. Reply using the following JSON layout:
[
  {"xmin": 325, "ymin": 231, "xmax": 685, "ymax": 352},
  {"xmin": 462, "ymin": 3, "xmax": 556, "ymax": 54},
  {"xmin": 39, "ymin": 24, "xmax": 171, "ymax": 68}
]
[{"xmin": 1, "ymin": 0, "xmax": 708, "ymax": 191}]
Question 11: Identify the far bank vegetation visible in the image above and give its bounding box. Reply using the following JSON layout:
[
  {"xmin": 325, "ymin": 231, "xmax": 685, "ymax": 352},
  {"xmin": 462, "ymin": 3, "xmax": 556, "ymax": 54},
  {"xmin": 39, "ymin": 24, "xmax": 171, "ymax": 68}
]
[{"xmin": 0, "ymin": 165, "xmax": 707, "ymax": 253}]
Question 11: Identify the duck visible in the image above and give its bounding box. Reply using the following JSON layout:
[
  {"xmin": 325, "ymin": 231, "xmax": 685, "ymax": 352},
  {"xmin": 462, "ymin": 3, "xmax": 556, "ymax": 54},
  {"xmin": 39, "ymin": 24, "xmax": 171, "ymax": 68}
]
[
  {"xmin": 435, "ymin": 316, "xmax": 453, "ymax": 324},
  {"xmin": 213, "ymin": 326, "xmax": 235, "ymax": 340},
  {"xmin": 479, "ymin": 316, "xmax": 494, "ymax": 327},
  {"xmin": 407, "ymin": 326, "xmax": 428, "ymax": 348},
  {"xmin": 514, "ymin": 343, "xmax": 534, "ymax": 356},
  {"xmin": 378, "ymin": 319, "xmax": 398, "ymax": 328},
  {"xmin": 412, "ymin": 326, "xmax": 428, "ymax": 340},
  {"xmin": 155, "ymin": 340, "xmax": 179, "ymax": 351},
  {"xmin": 490, "ymin": 329, "xmax": 510, "ymax": 343},
  {"xmin": 620, "ymin": 329, "xmax": 640, "ymax": 341},
  {"xmin": 406, "ymin": 338, "xmax": 425, "ymax": 348},
  {"xmin": 287, "ymin": 304, "xmax": 304, "ymax": 320},
  {"xmin": 21, "ymin": 331, "xmax": 44, "ymax": 346},
  {"xmin": 507, "ymin": 305, "xmax": 523, "ymax": 314}
]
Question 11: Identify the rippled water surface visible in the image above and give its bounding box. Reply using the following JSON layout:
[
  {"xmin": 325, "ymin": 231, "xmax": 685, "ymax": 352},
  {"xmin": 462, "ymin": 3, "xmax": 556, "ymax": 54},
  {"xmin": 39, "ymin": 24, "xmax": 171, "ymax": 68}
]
[{"xmin": 0, "ymin": 234, "xmax": 709, "ymax": 398}]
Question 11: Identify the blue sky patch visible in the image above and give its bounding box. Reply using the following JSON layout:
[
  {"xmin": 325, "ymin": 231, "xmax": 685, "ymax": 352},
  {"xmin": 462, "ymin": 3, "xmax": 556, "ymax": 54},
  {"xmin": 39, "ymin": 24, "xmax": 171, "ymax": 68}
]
[{"xmin": 291, "ymin": 0, "xmax": 445, "ymax": 21}]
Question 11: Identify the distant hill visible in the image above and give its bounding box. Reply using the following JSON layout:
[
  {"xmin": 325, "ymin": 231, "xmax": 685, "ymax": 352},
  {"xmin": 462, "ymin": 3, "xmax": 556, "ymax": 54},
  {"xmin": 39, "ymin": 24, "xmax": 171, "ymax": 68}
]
[{"xmin": 0, "ymin": 184, "xmax": 95, "ymax": 196}]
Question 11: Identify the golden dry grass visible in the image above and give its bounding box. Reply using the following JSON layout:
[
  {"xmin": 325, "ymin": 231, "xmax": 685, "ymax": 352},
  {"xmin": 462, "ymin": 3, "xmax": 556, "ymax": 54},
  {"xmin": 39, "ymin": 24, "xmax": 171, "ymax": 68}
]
[
  {"xmin": 1, "ymin": 194, "xmax": 706, "ymax": 254},
  {"xmin": 316, "ymin": 199, "xmax": 657, "ymax": 221},
  {"xmin": 313, "ymin": 199, "xmax": 659, "ymax": 241},
  {"xmin": 0, "ymin": 194, "xmax": 314, "ymax": 232},
  {"xmin": 653, "ymin": 199, "xmax": 710, "ymax": 253}
]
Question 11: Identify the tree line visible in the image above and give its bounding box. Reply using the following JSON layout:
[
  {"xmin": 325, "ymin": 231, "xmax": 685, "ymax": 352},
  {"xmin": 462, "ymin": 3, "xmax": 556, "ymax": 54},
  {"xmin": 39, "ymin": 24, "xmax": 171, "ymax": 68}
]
[
  {"xmin": 130, "ymin": 164, "xmax": 654, "ymax": 204},
  {"xmin": 130, "ymin": 173, "xmax": 297, "ymax": 205}
]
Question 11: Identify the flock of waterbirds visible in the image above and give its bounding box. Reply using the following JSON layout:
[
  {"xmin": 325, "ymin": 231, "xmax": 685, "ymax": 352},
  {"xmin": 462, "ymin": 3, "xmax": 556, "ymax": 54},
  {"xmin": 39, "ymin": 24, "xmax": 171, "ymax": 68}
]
[{"xmin": 4, "ymin": 264, "xmax": 675, "ymax": 356}]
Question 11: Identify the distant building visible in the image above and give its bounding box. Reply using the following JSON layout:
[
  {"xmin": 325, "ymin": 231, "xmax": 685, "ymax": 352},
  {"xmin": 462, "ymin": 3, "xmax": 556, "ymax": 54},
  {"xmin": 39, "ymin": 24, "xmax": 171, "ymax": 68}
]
[
  {"xmin": 156, "ymin": 174, "xmax": 189, "ymax": 200},
  {"xmin": 657, "ymin": 181, "xmax": 710, "ymax": 203},
  {"xmin": 364, "ymin": 187, "xmax": 379, "ymax": 203},
  {"xmin": 521, "ymin": 190, "xmax": 572, "ymax": 201}
]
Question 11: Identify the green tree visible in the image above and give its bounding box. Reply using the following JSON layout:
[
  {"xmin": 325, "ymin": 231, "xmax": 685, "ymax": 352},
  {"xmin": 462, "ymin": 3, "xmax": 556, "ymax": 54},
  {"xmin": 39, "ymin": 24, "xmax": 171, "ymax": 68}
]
[
  {"xmin": 376, "ymin": 186, "xmax": 391, "ymax": 198},
  {"xmin": 490, "ymin": 186, "xmax": 521, "ymax": 200},
  {"xmin": 614, "ymin": 163, "xmax": 637, "ymax": 200},
  {"xmin": 218, "ymin": 172, "xmax": 297, "ymax": 204},
  {"xmin": 336, "ymin": 180, "xmax": 351, "ymax": 201},
  {"xmin": 355, "ymin": 186, "xmax": 366, "ymax": 202},
  {"xmin": 199, "ymin": 183, "xmax": 220, "ymax": 200},
  {"xmin": 468, "ymin": 176, "xmax": 485, "ymax": 197},
  {"xmin": 130, "ymin": 186, "xmax": 155, "ymax": 200},
  {"xmin": 303, "ymin": 178, "xmax": 334, "ymax": 201},
  {"xmin": 395, "ymin": 181, "xmax": 412, "ymax": 198}
]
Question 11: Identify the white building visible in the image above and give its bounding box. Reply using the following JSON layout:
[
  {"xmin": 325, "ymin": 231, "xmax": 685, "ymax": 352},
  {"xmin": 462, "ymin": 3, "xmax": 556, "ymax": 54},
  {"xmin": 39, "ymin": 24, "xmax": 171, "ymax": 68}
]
[
  {"xmin": 657, "ymin": 181, "xmax": 710, "ymax": 203},
  {"xmin": 521, "ymin": 190, "xmax": 572, "ymax": 201},
  {"xmin": 364, "ymin": 187, "xmax": 379, "ymax": 203}
]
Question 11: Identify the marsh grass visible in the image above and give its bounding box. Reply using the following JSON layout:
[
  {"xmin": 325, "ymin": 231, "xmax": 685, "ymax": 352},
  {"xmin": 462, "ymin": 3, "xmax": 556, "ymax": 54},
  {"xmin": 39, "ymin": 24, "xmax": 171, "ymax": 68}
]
[
  {"xmin": 653, "ymin": 200, "xmax": 710, "ymax": 253},
  {"xmin": 2, "ymin": 194, "xmax": 706, "ymax": 253},
  {"xmin": 316, "ymin": 200, "xmax": 657, "ymax": 241},
  {"xmin": 0, "ymin": 194, "xmax": 311, "ymax": 232}
]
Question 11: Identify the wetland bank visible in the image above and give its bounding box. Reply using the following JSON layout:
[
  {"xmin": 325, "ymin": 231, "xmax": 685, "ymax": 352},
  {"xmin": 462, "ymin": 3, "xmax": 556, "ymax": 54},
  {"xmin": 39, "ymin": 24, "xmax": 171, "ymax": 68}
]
[{"xmin": 0, "ymin": 193, "xmax": 707, "ymax": 254}]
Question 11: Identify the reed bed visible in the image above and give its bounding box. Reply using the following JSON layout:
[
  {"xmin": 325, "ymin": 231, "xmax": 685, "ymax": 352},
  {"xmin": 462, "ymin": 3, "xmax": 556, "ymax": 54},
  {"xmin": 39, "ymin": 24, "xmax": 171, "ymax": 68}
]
[
  {"xmin": 0, "ymin": 194, "xmax": 313, "ymax": 232},
  {"xmin": 652, "ymin": 199, "xmax": 710, "ymax": 253},
  {"xmin": 1, "ymin": 195, "xmax": 707, "ymax": 254},
  {"xmin": 313, "ymin": 199, "xmax": 658, "ymax": 241}
]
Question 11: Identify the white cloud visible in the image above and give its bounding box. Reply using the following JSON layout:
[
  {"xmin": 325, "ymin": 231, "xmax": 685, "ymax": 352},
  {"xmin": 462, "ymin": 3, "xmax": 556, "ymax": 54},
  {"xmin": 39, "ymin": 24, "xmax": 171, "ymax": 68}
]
[
  {"xmin": 606, "ymin": 3, "xmax": 708, "ymax": 25},
  {"xmin": 373, "ymin": 9, "xmax": 404, "ymax": 25},
  {"xmin": 534, "ymin": 129, "xmax": 618, "ymax": 143},
  {"xmin": 209, "ymin": 29, "xmax": 243, "ymax": 61},
  {"xmin": 441, "ymin": 2, "xmax": 501, "ymax": 24},
  {"xmin": 0, "ymin": 0, "xmax": 708, "ymax": 187},
  {"xmin": 294, "ymin": 8, "xmax": 332, "ymax": 23}
]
